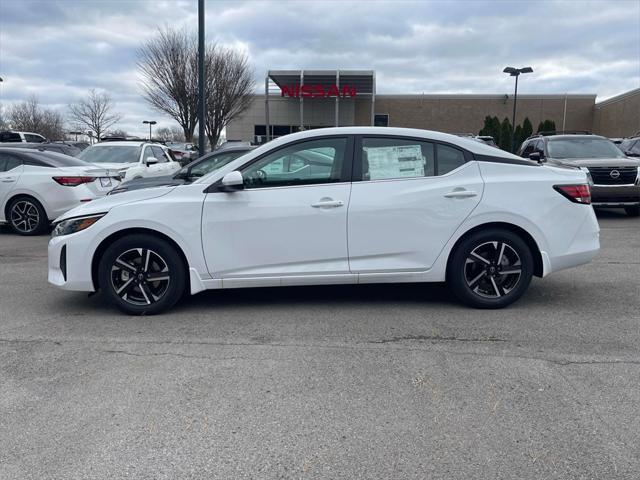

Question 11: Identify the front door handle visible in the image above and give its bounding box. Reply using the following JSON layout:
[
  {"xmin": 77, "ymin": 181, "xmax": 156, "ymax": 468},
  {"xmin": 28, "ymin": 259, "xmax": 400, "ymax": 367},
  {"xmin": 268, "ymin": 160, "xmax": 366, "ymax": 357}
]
[
  {"xmin": 444, "ymin": 190, "xmax": 478, "ymax": 199},
  {"xmin": 311, "ymin": 199, "xmax": 344, "ymax": 208}
]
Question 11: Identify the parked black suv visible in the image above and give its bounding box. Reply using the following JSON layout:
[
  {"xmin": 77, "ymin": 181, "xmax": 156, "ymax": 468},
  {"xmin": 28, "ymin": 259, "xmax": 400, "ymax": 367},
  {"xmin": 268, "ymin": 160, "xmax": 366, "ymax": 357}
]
[{"xmin": 518, "ymin": 133, "xmax": 640, "ymax": 216}]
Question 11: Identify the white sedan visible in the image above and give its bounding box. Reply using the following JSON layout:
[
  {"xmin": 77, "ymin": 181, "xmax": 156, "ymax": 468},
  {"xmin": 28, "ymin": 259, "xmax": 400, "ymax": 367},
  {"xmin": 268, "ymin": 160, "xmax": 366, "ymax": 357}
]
[
  {"xmin": 48, "ymin": 127, "xmax": 599, "ymax": 314},
  {"xmin": 0, "ymin": 148, "xmax": 120, "ymax": 235},
  {"xmin": 77, "ymin": 141, "xmax": 181, "ymax": 182}
]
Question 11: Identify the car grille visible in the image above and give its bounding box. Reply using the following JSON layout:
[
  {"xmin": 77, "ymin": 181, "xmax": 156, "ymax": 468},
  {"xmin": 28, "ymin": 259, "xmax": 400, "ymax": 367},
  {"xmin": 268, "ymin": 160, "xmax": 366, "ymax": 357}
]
[{"xmin": 588, "ymin": 166, "xmax": 638, "ymax": 185}]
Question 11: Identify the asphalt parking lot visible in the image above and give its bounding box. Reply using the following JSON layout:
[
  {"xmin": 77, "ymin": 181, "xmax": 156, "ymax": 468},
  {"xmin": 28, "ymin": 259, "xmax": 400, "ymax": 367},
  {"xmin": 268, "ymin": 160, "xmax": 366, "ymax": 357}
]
[{"xmin": 1, "ymin": 211, "xmax": 639, "ymax": 479}]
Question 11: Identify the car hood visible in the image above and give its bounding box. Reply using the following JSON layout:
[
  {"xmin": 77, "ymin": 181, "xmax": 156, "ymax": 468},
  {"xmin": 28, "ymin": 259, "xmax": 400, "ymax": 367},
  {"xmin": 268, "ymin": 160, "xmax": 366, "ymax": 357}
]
[
  {"xmin": 549, "ymin": 157, "xmax": 640, "ymax": 168},
  {"xmin": 54, "ymin": 186, "xmax": 176, "ymax": 223}
]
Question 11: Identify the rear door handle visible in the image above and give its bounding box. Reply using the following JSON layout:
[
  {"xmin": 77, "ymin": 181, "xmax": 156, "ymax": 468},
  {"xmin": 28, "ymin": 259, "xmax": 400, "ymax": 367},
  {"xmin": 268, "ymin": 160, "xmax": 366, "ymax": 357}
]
[
  {"xmin": 444, "ymin": 190, "xmax": 477, "ymax": 199},
  {"xmin": 311, "ymin": 200, "xmax": 344, "ymax": 208},
  {"xmin": 1, "ymin": 177, "xmax": 15, "ymax": 183}
]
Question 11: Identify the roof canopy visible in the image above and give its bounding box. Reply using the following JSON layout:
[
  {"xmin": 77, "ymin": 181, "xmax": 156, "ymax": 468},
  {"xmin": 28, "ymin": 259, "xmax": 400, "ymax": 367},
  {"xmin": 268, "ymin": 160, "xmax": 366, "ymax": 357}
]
[{"xmin": 268, "ymin": 70, "xmax": 375, "ymax": 95}]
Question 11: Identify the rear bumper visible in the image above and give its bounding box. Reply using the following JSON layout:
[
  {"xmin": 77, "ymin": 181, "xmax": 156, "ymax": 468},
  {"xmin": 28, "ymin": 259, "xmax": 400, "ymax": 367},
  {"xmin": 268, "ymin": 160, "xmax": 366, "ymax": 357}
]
[{"xmin": 545, "ymin": 206, "xmax": 600, "ymax": 275}]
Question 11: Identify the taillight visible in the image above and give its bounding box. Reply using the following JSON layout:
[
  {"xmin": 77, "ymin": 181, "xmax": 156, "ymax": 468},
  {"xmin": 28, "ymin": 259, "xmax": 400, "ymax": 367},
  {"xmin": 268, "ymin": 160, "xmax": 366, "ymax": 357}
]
[
  {"xmin": 52, "ymin": 176, "xmax": 97, "ymax": 187},
  {"xmin": 554, "ymin": 184, "xmax": 591, "ymax": 205}
]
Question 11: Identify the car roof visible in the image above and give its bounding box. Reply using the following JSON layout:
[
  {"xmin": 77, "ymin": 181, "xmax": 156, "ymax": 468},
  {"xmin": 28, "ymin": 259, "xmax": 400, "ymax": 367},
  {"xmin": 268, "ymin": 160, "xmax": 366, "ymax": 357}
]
[
  {"xmin": 0, "ymin": 130, "xmax": 43, "ymax": 135},
  {"xmin": 545, "ymin": 134, "xmax": 608, "ymax": 141},
  {"xmin": 261, "ymin": 127, "xmax": 522, "ymax": 160}
]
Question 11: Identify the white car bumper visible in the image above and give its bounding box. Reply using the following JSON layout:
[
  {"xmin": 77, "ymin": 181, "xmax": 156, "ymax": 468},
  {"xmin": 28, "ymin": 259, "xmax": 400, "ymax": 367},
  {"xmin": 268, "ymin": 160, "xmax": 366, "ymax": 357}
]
[
  {"xmin": 544, "ymin": 206, "xmax": 600, "ymax": 275},
  {"xmin": 48, "ymin": 233, "xmax": 96, "ymax": 292}
]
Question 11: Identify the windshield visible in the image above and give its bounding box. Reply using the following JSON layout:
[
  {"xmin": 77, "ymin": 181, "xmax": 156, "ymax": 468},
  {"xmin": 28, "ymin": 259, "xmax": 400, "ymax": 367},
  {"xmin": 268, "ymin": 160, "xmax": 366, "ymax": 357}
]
[
  {"xmin": 182, "ymin": 149, "xmax": 250, "ymax": 177},
  {"xmin": 547, "ymin": 137, "xmax": 626, "ymax": 159},
  {"xmin": 78, "ymin": 145, "xmax": 141, "ymax": 163}
]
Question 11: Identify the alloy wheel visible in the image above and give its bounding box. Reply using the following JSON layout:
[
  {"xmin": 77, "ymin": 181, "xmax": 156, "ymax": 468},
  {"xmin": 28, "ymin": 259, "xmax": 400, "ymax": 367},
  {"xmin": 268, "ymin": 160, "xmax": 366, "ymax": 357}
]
[
  {"xmin": 110, "ymin": 248, "xmax": 171, "ymax": 306},
  {"xmin": 10, "ymin": 200, "xmax": 40, "ymax": 234},
  {"xmin": 464, "ymin": 241, "xmax": 522, "ymax": 298}
]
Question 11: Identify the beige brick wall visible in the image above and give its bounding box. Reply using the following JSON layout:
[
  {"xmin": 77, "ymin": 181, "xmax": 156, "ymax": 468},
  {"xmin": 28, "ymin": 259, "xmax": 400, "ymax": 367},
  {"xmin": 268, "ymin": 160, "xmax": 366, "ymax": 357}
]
[
  {"xmin": 226, "ymin": 91, "xmax": 638, "ymax": 142},
  {"xmin": 356, "ymin": 95, "xmax": 596, "ymax": 134},
  {"xmin": 592, "ymin": 89, "xmax": 640, "ymax": 138}
]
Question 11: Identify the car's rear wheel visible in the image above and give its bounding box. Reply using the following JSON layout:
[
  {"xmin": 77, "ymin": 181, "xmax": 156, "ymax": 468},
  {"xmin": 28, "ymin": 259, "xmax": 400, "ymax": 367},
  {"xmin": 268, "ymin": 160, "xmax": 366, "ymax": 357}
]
[
  {"xmin": 624, "ymin": 205, "xmax": 640, "ymax": 217},
  {"xmin": 448, "ymin": 229, "xmax": 533, "ymax": 309},
  {"xmin": 7, "ymin": 196, "xmax": 48, "ymax": 235},
  {"xmin": 98, "ymin": 234, "xmax": 186, "ymax": 315}
]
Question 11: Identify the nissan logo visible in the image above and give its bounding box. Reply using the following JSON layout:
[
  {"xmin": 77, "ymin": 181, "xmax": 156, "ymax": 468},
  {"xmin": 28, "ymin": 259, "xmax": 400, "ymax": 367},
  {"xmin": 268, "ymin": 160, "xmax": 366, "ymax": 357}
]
[{"xmin": 610, "ymin": 169, "xmax": 621, "ymax": 179}]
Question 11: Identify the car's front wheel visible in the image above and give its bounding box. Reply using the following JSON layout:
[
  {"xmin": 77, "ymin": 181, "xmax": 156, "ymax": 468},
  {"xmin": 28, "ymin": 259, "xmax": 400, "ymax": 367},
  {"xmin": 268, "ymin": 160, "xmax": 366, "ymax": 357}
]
[
  {"xmin": 98, "ymin": 234, "xmax": 187, "ymax": 315},
  {"xmin": 448, "ymin": 229, "xmax": 534, "ymax": 309}
]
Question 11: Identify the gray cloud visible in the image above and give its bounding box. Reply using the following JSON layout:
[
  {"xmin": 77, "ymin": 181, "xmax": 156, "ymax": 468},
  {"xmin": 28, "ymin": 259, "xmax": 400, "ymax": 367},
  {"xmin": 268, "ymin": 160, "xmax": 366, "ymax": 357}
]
[{"xmin": 0, "ymin": 0, "xmax": 638, "ymax": 136}]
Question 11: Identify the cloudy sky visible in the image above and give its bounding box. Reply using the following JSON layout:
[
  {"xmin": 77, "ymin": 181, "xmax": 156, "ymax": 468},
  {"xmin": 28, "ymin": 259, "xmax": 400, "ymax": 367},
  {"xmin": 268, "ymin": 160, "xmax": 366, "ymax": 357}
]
[{"xmin": 1, "ymin": 0, "xmax": 639, "ymax": 136}]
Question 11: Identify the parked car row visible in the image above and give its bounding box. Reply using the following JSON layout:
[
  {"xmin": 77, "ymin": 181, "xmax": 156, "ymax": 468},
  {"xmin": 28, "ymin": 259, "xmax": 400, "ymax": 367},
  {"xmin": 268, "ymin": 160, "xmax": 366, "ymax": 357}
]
[
  {"xmin": 0, "ymin": 148, "xmax": 121, "ymax": 234},
  {"xmin": 0, "ymin": 139, "xmax": 254, "ymax": 235}
]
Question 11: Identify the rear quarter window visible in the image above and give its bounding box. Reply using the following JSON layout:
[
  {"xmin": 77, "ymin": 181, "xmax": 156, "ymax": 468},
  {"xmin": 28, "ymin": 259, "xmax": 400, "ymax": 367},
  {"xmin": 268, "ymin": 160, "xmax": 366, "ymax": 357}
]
[{"xmin": 23, "ymin": 150, "xmax": 89, "ymax": 167}]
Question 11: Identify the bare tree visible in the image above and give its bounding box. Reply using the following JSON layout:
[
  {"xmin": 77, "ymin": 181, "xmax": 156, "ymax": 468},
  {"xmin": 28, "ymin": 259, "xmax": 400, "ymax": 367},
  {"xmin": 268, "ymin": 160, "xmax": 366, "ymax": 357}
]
[
  {"xmin": 204, "ymin": 46, "xmax": 254, "ymax": 149},
  {"xmin": 155, "ymin": 125, "xmax": 185, "ymax": 142},
  {"xmin": 68, "ymin": 89, "xmax": 121, "ymax": 141},
  {"xmin": 8, "ymin": 95, "xmax": 67, "ymax": 140},
  {"xmin": 108, "ymin": 129, "xmax": 129, "ymax": 137},
  {"xmin": 137, "ymin": 28, "xmax": 198, "ymax": 142}
]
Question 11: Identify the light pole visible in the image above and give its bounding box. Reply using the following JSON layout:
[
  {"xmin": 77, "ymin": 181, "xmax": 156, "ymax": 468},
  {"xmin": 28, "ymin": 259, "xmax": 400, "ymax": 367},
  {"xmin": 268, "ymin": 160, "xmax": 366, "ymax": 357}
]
[
  {"xmin": 503, "ymin": 66, "xmax": 533, "ymax": 152},
  {"xmin": 143, "ymin": 120, "xmax": 157, "ymax": 141},
  {"xmin": 197, "ymin": 0, "xmax": 206, "ymax": 154}
]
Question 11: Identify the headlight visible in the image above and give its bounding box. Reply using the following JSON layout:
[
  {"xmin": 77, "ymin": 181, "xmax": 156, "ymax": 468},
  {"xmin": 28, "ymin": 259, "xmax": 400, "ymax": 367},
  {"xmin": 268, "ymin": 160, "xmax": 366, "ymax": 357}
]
[
  {"xmin": 52, "ymin": 214, "xmax": 106, "ymax": 238},
  {"xmin": 580, "ymin": 167, "xmax": 594, "ymax": 186}
]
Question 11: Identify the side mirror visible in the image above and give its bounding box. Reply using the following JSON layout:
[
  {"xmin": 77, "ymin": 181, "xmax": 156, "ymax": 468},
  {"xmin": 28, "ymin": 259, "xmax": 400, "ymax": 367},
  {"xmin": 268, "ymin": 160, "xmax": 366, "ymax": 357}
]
[
  {"xmin": 220, "ymin": 171, "xmax": 244, "ymax": 191},
  {"xmin": 528, "ymin": 152, "xmax": 540, "ymax": 161},
  {"xmin": 145, "ymin": 157, "xmax": 159, "ymax": 166}
]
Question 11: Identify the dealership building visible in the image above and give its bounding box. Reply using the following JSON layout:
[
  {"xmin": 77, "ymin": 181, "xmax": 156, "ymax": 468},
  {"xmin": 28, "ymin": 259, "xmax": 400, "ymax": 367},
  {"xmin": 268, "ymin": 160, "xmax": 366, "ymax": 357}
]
[{"xmin": 226, "ymin": 70, "xmax": 640, "ymax": 144}]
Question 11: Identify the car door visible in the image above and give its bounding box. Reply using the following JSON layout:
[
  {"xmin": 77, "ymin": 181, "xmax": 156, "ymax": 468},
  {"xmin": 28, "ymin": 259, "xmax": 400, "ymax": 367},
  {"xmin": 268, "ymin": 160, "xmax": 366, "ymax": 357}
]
[
  {"xmin": 0, "ymin": 152, "xmax": 24, "ymax": 211},
  {"xmin": 151, "ymin": 146, "xmax": 174, "ymax": 174},
  {"xmin": 141, "ymin": 146, "xmax": 165, "ymax": 177},
  {"xmin": 201, "ymin": 136, "xmax": 354, "ymax": 284},
  {"xmin": 347, "ymin": 136, "xmax": 483, "ymax": 273}
]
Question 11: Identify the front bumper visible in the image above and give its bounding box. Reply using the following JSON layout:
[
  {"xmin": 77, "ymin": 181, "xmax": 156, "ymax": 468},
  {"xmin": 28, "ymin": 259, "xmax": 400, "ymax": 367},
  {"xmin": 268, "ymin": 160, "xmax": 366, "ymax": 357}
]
[
  {"xmin": 48, "ymin": 234, "xmax": 96, "ymax": 292},
  {"xmin": 591, "ymin": 184, "xmax": 640, "ymax": 207}
]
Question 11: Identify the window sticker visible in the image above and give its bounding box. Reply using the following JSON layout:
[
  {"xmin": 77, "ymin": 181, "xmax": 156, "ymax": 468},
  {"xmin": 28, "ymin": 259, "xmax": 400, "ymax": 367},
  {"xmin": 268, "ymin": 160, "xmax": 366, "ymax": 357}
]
[{"xmin": 365, "ymin": 144, "xmax": 425, "ymax": 179}]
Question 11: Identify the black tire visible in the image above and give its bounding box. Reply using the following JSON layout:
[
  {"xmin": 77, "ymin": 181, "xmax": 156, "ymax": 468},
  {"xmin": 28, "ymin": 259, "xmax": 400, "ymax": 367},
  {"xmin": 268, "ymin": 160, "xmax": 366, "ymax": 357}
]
[
  {"xmin": 98, "ymin": 234, "xmax": 186, "ymax": 315},
  {"xmin": 447, "ymin": 228, "xmax": 534, "ymax": 309},
  {"xmin": 624, "ymin": 205, "xmax": 640, "ymax": 217},
  {"xmin": 7, "ymin": 196, "xmax": 49, "ymax": 235}
]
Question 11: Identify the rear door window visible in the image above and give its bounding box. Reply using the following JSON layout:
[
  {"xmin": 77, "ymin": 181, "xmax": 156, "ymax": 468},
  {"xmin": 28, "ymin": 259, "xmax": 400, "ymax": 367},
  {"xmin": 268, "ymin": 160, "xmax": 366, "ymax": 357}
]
[{"xmin": 0, "ymin": 132, "xmax": 22, "ymax": 142}]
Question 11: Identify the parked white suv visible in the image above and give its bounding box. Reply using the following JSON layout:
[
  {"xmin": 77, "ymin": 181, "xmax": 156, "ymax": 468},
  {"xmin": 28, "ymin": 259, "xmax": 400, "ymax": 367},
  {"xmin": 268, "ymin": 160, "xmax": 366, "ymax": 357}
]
[
  {"xmin": 49, "ymin": 127, "xmax": 599, "ymax": 314},
  {"xmin": 77, "ymin": 141, "xmax": 181, "ymax": 181}
]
